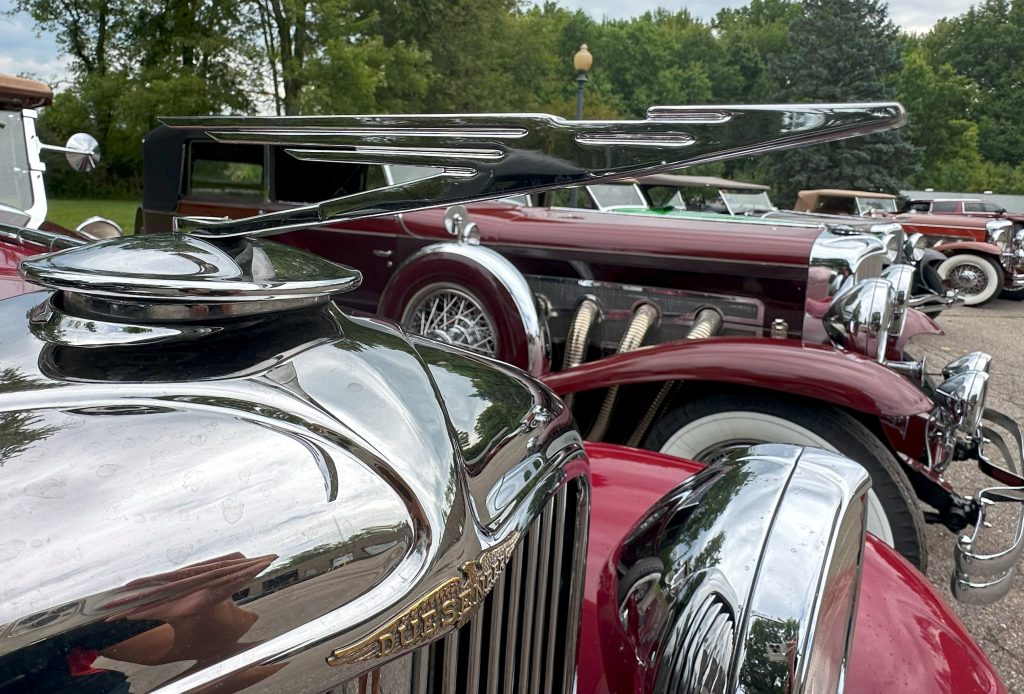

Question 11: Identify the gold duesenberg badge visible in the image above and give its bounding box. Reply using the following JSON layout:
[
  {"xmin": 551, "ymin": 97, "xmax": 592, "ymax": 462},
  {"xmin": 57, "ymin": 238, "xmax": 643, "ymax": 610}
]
[{"xmin": 327, "ymin": 533, "xmax": 520, "ymax": 666}]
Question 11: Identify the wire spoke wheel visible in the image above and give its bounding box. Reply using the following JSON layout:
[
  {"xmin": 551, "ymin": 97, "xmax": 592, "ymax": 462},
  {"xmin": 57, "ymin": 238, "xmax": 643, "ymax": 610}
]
[
  {"xmin": 949, "ymin": 263, "xmax": 988, "ymax": 295},
  {"xmin": 403, "ymin": 285, "xmax": 498, "ymax": 356},
  {"xmin": 938, "ymin": 253, "xmax": 1002, "ymax": 306}
]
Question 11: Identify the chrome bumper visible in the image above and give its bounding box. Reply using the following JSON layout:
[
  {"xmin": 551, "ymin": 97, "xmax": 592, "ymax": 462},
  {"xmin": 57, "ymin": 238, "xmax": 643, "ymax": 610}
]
[
  {"xmin": 1000, "ymin": 250, "xmax": 1024, "ymax": 287},
  {"xmin": 952, "ymin": 407, "xmax": 1024, "ymax": 604}
]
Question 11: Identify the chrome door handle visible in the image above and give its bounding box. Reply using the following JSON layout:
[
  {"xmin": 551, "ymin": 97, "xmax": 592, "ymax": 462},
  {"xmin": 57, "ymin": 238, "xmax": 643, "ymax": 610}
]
[{"xmin": 372, "ymin": 249, "xmax": 393, "ymax": 258}]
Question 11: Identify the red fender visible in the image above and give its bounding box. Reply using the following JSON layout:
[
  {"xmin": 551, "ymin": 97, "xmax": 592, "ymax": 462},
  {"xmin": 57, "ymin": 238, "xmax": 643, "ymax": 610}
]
[
  {"xmin": 580, "ymin": 443, "xmax": 1004, "ymax": 694},
  {"xmin": 933, "ymin": 240, "xmax": 1003, "ymax": 259},
  {"xmin": 893, "ymin": 306, "xmax": 943, "ymax": 357},
  {"xmin": 378, "ymin": 242, "xmax": 548, "ymax": 374},
  {"xmin": 543, "ymin": 337, "xmax": 934, "ymax": 418}
]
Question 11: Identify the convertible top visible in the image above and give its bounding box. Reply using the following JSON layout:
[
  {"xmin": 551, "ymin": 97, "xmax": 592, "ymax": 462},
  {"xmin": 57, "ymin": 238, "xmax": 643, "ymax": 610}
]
[{"xmin": 0, "ymin": 74, "xmax": 53, "ymax": 110}]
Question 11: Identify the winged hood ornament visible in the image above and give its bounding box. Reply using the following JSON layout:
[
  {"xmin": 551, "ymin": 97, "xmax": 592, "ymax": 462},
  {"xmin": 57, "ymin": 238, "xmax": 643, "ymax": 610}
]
[{"xmin": 162, "ymin": 103, "xmax": 907, "ymax": 239}]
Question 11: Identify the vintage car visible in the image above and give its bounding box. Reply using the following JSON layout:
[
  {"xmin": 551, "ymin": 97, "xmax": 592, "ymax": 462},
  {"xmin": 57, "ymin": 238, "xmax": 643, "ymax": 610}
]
[
  {"xmin": 0, "ymin": 73, "xmax": 121, "ymax": 239},
  {"xmin": 794, "ymin": 188, "xmax": 900, "ymax": 216},
  {"xmin": 0, "ymin": 106, "xmax": 1015, "ymax": 693},
  {"xmin": 902, "ymin": 196, "xmax": 1024, "ymax": 228},
  {"xmin": 131, "ymin": 105, "xmax": 1024, "ymax": 570},
  {"xmin": 534, "ymin": 175, "xmax": 952, "ymax": 316},
  {"xmin": 796, "ymin": 188, "xmax": 1024, "ymax": 304}
]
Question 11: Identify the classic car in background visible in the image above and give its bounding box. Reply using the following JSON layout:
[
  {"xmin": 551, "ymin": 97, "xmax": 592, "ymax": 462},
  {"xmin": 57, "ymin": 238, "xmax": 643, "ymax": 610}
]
[
  {"xmin": 794, "ymin": 188, "xmax": 900, "ymax": 216},
  {"xmin": 133, "ymin": 106, "xmax": 1024, "ymax": 574},
  {"xmin": 0, "ymin": 106, "xmax": 1013, "ymax": 693},
  {"xmin": 902, "ymin": 196, "xmax": 1024, "ymax": 228},
  {"xmin": 0, "ymin": 74, "xmax": 121, "ymax": 239},
  {"xmin": 795, "ymin": 188, "xmax": 1024, "ymax": 304}
]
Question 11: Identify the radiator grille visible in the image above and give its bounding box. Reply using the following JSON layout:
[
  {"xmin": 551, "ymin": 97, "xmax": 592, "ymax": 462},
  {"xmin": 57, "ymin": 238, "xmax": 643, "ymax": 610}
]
[{"xmin": 337, "ymin": 478, "xmax": 588, "ymax": 694}]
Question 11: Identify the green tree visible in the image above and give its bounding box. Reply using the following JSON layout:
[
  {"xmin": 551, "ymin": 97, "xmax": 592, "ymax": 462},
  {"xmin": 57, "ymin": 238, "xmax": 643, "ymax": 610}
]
[
  {"xmin": 759, "ymin": 0, "xmax": 920, "ymax": 205},
  {"xmin": 924, "ymin": 0, "xmax": 1024, "ymax": 167}
]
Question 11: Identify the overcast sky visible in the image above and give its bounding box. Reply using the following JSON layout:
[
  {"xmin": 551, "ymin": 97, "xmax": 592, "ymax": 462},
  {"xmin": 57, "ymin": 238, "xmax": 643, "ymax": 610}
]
[{"xmin": 0, "ymin": 0, "xmax": 978, "ymax": 85}]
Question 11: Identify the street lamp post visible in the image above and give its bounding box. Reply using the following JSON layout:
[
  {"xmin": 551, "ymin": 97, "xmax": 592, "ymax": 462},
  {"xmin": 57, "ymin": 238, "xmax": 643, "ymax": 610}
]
[{"xmin": 571, "ymin": 44, "xmax": 592, "ymax": 207}]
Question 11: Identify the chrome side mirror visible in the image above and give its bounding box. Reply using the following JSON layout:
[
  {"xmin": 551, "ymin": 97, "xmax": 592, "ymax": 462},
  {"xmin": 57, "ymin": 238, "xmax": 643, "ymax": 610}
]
[
  {"xmin": 442, "ymin": 205, "xmax": 480, "ymax": 245},
  {"xmin": 65, "ymin": 133, "xmax": 100, "ymax": 172}
]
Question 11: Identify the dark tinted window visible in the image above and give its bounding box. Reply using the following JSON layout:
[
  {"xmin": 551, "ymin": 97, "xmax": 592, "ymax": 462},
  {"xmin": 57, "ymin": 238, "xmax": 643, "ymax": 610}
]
[
  {"xmin": 904, "ymin": 201, "xmax": 931, "ymax": 213},
  {"xmin": 188, "ymin": 142, "xmax": 264, "ymax": 198},
  {"xmin": 931, "ymin": 201, "xmax": 957, "ymax": 213},
  {"xmin": 982, "ymin": 202, "xmax": 1004, "ymax": 213},
  {"xmin": 963, "ymin": 201, "xmax": 984, "ymax": 212},
  {"xmin": 814, "ymin": 196, "xmax": 856, "ymax": 214},
  {"xmin": 272, "ymin": 148, "xmax": 374, "ymax": 203}
]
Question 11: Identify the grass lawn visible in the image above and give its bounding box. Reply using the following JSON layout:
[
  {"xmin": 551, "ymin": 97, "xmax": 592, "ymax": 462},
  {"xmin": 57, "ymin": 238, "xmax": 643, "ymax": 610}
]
[{"xmin": 47, "ymin": 199, "xmax": 139, "ymax": 234}]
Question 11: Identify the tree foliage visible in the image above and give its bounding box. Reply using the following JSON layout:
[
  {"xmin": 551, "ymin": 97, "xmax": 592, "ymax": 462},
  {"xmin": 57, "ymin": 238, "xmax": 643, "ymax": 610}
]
[{"xmin": 7, "ymin": 0, "xmax": 1024, "ymax": 198}]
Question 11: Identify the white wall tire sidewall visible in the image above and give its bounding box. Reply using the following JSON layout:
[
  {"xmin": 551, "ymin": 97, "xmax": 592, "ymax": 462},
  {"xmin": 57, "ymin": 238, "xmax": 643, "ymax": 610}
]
[
  {"xmin": 658, "ymin": 411, "xmax": 896, "ymax": 547},
  {"xmin": 937, "ymin": 253, "xmax": 1001, "ymax": 305}
]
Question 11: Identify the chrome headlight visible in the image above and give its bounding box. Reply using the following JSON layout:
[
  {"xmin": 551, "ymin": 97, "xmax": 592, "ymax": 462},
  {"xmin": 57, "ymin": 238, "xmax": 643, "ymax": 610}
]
[
  {"xmin": 617, "ymin": 444, "xmax": 869, "ymax": 694},
  {"xmin": 928, "ymin": 352, "xmax": 993, "ymax": 470},
  {"xmin": 882, "ymin": 232, "xmax": 900, "ymax": 262},
  {"xmin": 1013, "ymin": 227, "xmax": 1024, "ymax": 252},
  {"xmin": 986, "ymin": 220, "xmax": 1012, "ymax": 251},
  {"xmin": 904, "ymin": 232, "xmax": 927, "ymax": 262},
  {"xmin": 823, "ymin": 278, "xmax": 896, "ymax": 362}
]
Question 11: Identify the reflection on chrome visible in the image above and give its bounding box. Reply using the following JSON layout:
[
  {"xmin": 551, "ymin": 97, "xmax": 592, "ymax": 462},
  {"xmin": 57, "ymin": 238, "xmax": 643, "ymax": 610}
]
[{"xmin": 615, "ymin": 443, "xmax": 869, "ymax": 693}]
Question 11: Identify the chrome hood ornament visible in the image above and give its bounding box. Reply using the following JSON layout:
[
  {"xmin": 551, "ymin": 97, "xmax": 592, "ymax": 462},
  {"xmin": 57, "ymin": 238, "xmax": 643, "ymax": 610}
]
[{"xmin": 162, "ymin": 103, "xmax": 907, "ymax": 239}]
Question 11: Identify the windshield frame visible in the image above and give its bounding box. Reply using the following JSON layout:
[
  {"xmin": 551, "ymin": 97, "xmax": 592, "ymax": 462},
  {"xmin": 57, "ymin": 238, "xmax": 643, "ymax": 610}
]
[
  {"xmin": 854, "ymin": 196, "xmax": 897, "ymax": 214},
  {"xmin": 586, "ymin": 182, "xmax": 646, "ymax": 211},
  {"xmin": 0, "ymin": 108, "xmax": 47, "ymax": 228},
  {"xmin": 720, "ymin": 189, "xmax": 775, "ymax": 215}
]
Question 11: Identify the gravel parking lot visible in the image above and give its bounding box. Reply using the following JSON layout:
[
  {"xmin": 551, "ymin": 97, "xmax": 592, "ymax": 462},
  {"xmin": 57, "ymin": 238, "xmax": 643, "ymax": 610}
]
[{"xmin": 912, "ymin": 297, "xmax": 1024, "ymax": 690}]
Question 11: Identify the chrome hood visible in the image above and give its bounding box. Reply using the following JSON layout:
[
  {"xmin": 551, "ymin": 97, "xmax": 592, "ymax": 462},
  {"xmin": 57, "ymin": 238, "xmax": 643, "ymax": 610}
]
[{"xmin": 0, "ymin": 290, "xmax": 583, "ymax": 692}]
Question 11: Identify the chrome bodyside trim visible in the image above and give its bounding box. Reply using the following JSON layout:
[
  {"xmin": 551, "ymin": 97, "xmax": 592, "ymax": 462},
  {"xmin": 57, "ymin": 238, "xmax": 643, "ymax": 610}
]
[
  {"xmin": 0, "ymin": 220, "xmax": 86, "ymax": 252},
  {"xmin": 161, "ymin": 104, "xmax": 907, "ymax": 239},
  {"xmin": 615, "ymin": 444, "xmax": 869, "ymax": 693}
]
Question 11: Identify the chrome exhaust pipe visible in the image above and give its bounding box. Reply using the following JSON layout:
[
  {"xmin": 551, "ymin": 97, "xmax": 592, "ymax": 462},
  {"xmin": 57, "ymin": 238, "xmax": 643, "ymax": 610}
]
[
  {"xmin": 625, "ymin": 308, "xmax": 724, "ymax": 447},
  {"xmin": 561, "ymin": 296, "xmax": 601, "ymax": 409},
  {"xmin": 587, "ymin": 303, "xmax": 659, "ymax": 442}
]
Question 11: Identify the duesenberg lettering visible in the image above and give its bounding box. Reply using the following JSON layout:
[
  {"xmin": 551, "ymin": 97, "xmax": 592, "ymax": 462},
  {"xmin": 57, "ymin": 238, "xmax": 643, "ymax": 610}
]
[{"xmin": 327, "ymin": 533, "xmax": 519, "ymax": 666}]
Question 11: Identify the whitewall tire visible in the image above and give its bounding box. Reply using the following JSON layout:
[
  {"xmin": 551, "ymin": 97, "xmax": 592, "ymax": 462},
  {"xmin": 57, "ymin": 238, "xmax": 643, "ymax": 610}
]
[{"xmin": 937, "ymin": 253, "xmax": 1002, "ymax": 306}]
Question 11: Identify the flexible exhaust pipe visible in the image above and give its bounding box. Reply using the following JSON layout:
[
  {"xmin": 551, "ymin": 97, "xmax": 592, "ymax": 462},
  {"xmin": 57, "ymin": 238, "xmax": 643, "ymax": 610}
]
[
  {"xmin": 625, "ymin": 308, "xmax": 724, "ymax": 447},
  {"xmin": 561, "ymin": 296, "xmax": 601, "ymax": 409},
  {"xmin": 587, "ymin": 303, "xmax": 659, "ymax": 442}
]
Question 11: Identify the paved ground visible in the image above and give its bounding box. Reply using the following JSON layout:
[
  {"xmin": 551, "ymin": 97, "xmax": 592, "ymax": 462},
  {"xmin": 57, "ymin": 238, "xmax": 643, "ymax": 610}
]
[{"xmin": 911, "ymin": 297, "xmax": 1024, "ymax": 690}]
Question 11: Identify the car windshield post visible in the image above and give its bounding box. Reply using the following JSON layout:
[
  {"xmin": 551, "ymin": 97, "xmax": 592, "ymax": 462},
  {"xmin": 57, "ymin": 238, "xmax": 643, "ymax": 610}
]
[{"xmin": 0, "ymin": 112, "xmax": 35, "ymax": 215}]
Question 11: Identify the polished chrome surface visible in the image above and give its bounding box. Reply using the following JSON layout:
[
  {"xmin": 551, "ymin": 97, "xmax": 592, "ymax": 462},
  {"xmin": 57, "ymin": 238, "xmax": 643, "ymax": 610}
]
[
  {"xmin": 615, "ymin": 443, "xmax": 869, "ymax": 693},
  {"xmin": 0, "ymin": 291, "xmax": 587, "ymax": 692},
  {"xmin": 75, "ymin": 215, "xmax": 124, "ymax": 240},
  {"xmin": 39, "ymin": 131, "xmax": 101, "ymax": 172},
  {"xmin": 881, "ymin": 262, "xmax": 914, "ymax": 335},
  {"xmin": 330, "ymin": 482, "xmax": 587, "ymax": 694},
  {"xmin": 985, "ymin": 218, "xmax": 1012, "ymax": 251},
  {"xmin": 807, "ymin": 227, "xmax": 886, "ymax": 301},
  {"xmin": 161, "ymin": 104, "xmax": 907, "ymax": 239},
  {"xmin": 19, "ymin": 235, "xmax": 362, "ymax": 327},
  {"xmin": 0, "ymin": 220, "xmax": 86, "ymax": 252},
  {"xmin": 822, "ymin": 277, "xmax": 896, "ymax": 363}
]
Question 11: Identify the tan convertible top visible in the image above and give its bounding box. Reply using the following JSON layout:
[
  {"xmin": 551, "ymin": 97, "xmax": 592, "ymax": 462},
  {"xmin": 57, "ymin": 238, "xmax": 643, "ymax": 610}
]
[
  {"xmin": 0, "ymin": 74, "xmax": 53, "ymax": 110},
  {"xmin": 636, "ymin": 173, "xmax": 770, "ymax": 191},
  {"xmin": 795, "ymin": 188, "xmax": 897, "ymax": 212}
]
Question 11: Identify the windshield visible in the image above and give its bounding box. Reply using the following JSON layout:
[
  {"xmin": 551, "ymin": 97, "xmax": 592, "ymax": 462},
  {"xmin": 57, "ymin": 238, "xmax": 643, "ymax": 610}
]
[
  {"xmin": 588, "ymin": 183, "xmax": 645, "ymax": 209},
  {"xmin": 0, "ymin": 112, "xmax": 34, "ymax": 213},
  {"xmin": 856, "ymin": 197, "xmax": 897, "ymax": 213},
  {"xmin": 721, "ymin": 190, "xmax": 774, "ymax": 214}
]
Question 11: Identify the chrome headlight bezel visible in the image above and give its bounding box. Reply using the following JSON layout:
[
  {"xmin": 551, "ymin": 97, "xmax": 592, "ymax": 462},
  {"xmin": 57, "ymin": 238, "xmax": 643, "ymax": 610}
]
[
  {"xmin": 904, "ymin": 232, "xmax": 927, "ymax": 262},
  {"xmin": 986, "ymin": 219, "xmax": 1012, "ymax": 251},
  {"xmin": 927, "ymin": 352, "xmax": 993, "ymax": 471},
  {"xmin": 619, "ymin": 444, "xmax": 870, "ymax": 694},
  {"xmin": 822, "ymin": 277, "xmax": 897, "ymax": 362}
]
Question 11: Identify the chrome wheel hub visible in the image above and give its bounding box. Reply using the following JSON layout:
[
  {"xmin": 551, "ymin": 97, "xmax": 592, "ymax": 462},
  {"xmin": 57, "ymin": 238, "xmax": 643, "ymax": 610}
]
[
  {"xmin": 406, "ymin": 287, "xmax": 497, "ymax": 356},
  {"xmin": 950, "ymin": 264, "xmax": 988, "ymax": 296}
]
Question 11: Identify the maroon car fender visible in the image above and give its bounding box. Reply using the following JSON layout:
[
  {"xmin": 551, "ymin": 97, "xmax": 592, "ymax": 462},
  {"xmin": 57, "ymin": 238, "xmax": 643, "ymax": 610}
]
[
  {"xmin": 378, "ymin": 242, "xmax": 548, "ymax": 374},
  {"xmin": 933, "ymin": 240, "xmax": 1003, "ymax": 259},
  {"xmin": 894, "ymin": 306, "xmax": 944, "ymax": 356},
  {"xmin": 544, "ymin": 337, "xmax": 934, "ymax": 418}
]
